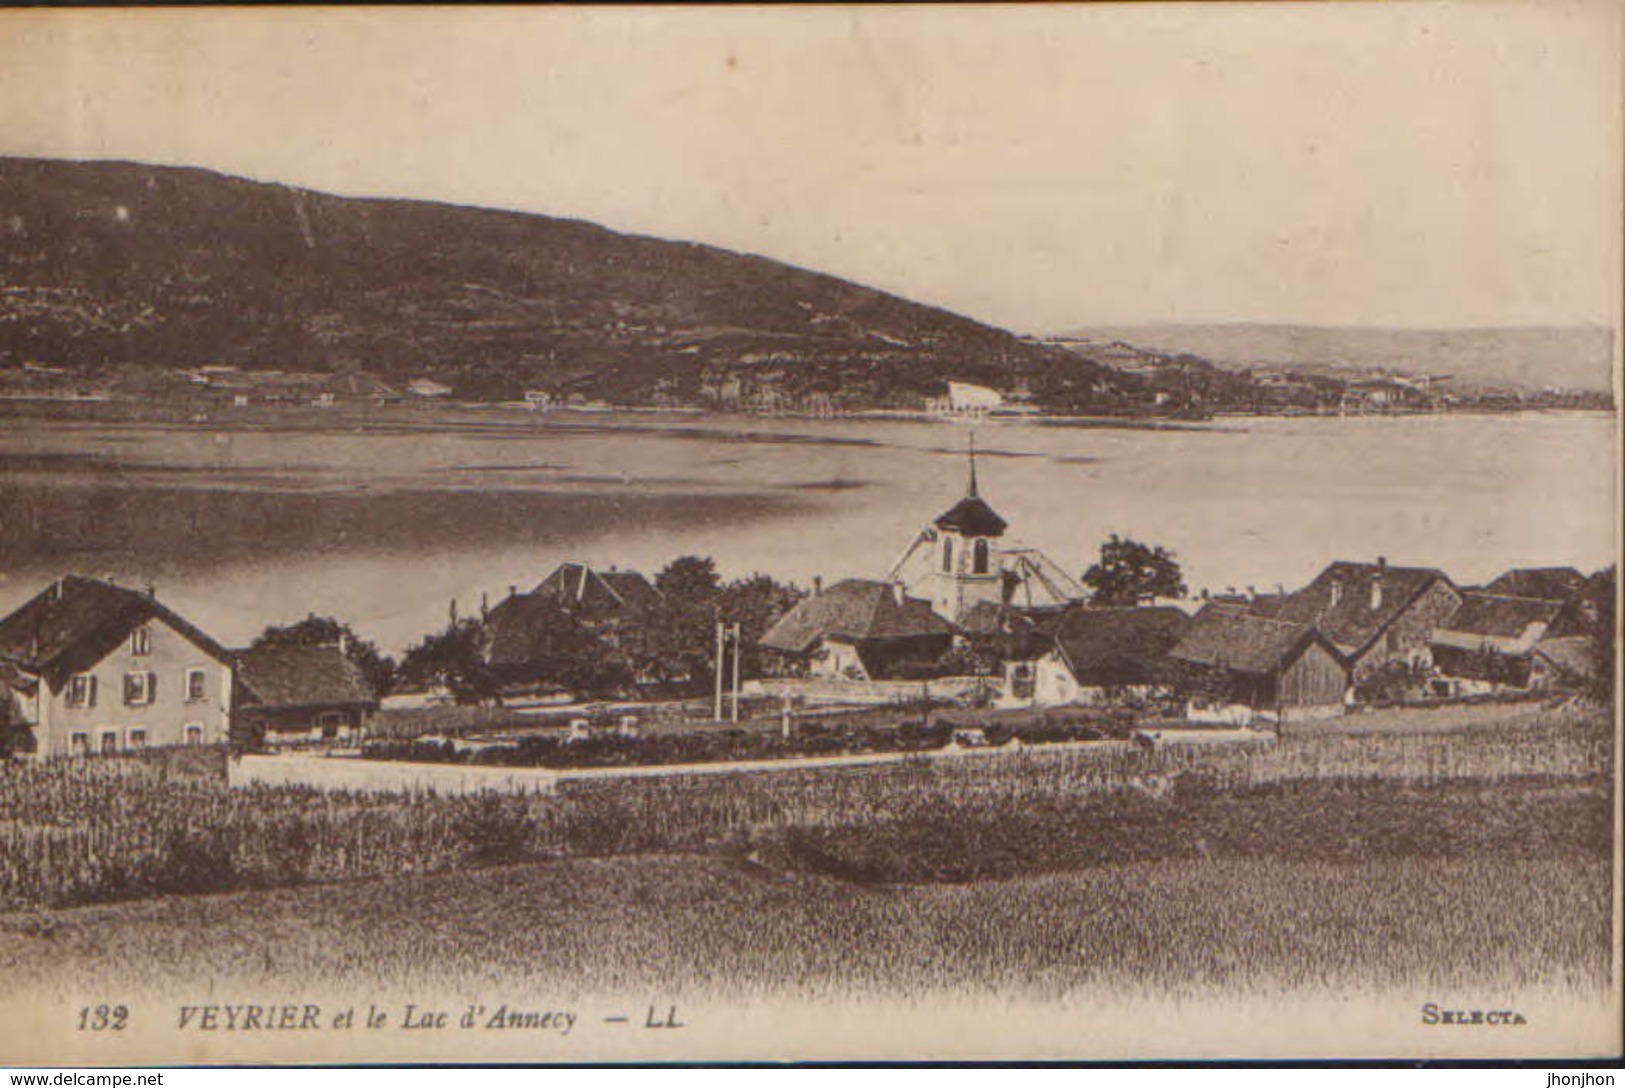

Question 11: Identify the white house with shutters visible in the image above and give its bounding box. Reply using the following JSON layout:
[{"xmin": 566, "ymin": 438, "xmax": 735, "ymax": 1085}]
[{"xmin": 0, "ymin": 576, "xmax": 235, "ymax": 758}]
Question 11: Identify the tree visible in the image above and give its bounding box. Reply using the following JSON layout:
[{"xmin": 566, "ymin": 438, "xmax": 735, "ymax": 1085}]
[
  {"xmin": 621, "ymin": 556, "xmax": 724, "ymax": 694},
  {"xmin": 397, "ymin": 618, "xmax": 498, "ymax": 705},
  {"xmin": 482, "ymin": 595, "xmax": 631, "ymax": 698},
  {"xmin": 1082, "ymin": 534, "xmax": 1187, "ymax": 606},
  {"xmin": 1580, "ymin": 565, "xmax": 1616, "ymax": 704},
  {"xmin": 719, "ymin": 572, "xmax": 805, "ymax": 680},
  {"xmin": 654, "ymin": 555, "xmax": 721, "ymax": 602},
  {"xmin": 250, "ymin": 614, "xmax": 396, "ymax": 697},
  {"xmin": 621, "ymin": 558, "xmax": 803, "ymax": 696}
]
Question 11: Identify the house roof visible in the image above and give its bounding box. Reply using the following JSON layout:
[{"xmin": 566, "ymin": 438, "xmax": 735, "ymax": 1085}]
[
  {"xmin": 236, "ymin": 643, "xmax": 376, "ymax": 710},
  {"xmin": 1267, "ymin": 561, "xmax": 1454, "ymax": 654},
  {"xmin": 1438, "ymin": 592, "xmax": 1562, "ymax": 640},
  {"xmin": 933, "ymin": 495, "xmax": 1008, "ymax": 538},
  {"xmin": 1169, "ymin": 604, "xmax": 1336, "ymax": 677},
  {"xmin": 760, "ymin": 579, "xmax": 953, "ymax": 654},
  {"xmin": 1534, "ymin": 636, "xmax": 1599, "ymax": 681},
  {"xmin": 532, "ymin": 562, "xmax": 661, "ymax": 614},
  {"xmin": 0, "ymin": 575, "xmax": 231, "ymax": 682},
  {"xmin": 1053, "ymin": 606, "xmax": 1190, "ymax": 686},
  {"xmin": 1483, "ymin": 567, "xmax": 1587, "ymax": 603},
  {"xmin": 958, "ymin": 601, "xmax": 1069, "ymax": 660}
]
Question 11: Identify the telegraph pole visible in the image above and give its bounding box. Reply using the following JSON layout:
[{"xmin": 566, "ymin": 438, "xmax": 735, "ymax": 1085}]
[
  {"xmin": 714, "ymin": 621, "xmax": 726, "ymax": 722},
  {"xmin": 730, "ymin": 622, "xmax": 742, "ymax": 724}
]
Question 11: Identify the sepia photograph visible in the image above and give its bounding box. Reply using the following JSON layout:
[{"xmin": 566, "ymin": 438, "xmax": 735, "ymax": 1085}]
[{"xmin": 0, "ymin": 2, "xmax": 1619, "ymax": 1065}]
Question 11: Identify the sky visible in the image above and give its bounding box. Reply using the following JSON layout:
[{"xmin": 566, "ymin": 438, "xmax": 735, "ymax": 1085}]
[{"xmin": 0, "ymin": 3, "xmax": 1619, "ymax": 335}]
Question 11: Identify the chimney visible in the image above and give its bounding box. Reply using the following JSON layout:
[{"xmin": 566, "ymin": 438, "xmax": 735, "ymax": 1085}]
[
  {"xmin": 1330, "ymin": 579, "xmax": 1342, "ymax": 607},
  {"xmin": 891, "ymin": 581, "xmax": 905, "ymax": 606},
  {"xmin": 508, "ymin": 584, "xmax": 518, "ymax": 599},
  {"xmin": 1371, "ymin": 559, "xmax": 1386, "ymax": 611},
  {"xmin": 813, "ymin": 575, "xmax": 823, "ymax": 597},
  {"xmin": 145, "ymin": 583, "xmax": 156, "ymax": 598}
]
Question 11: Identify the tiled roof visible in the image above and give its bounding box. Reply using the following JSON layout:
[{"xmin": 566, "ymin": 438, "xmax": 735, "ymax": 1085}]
[
  {"xmin": 1534, "ymin": 636, "xmax": 1599, "ymax": 680},
  {"xmin": 533, "ymin": 562, "xmax": 660, "ymax": 614},
  {"xmin": 1053, "ymin": 606, "xmax": 1190, "ymax": 686},
  {"xmin": 1483, "ymin": 568, "xmax": 1587, "ymax": 603},
  {"xmin": 760, "ymin": 579, "xmax": 953, "ymax": 654},
  {"xmin": 1438, "ymin": 593, "xmax": 1562, "ymax": 640},
  {"xmin": 1169, "ymin": 604, "xmax": 1332, "ymax": 676},
  {"xmin": 0, "ymin": 575, "xmax": 230, "ymax": 681},
  {"xmin": 236, "ymin": 643, "xmax": 376, "ymax": 710},
  {"xmin": 1267, "ymin": 561, "xmax": 1453, "ymax": 654},
  {"xmin": 934, "ymin": 495, "xmax": 1008, "ymax": 538}
]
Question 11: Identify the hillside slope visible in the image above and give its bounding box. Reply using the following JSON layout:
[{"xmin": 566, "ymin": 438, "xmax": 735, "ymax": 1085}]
[{"xmin": 0, "ymin": 157, "xmax": 1119, "ymax": 410}]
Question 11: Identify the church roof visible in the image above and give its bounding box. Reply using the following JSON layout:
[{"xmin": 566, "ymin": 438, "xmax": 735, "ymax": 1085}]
[
  {"xmin": 932, "ymin": 435, "xmax": 1009, "ymax": 537},
  {"xmin": 934, "ymin": 496, "xmax": 1007, "ymax": 537}
]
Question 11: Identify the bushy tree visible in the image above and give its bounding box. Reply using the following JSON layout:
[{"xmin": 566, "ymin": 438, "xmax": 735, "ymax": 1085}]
[
  {"xmin": 623, "ymin": 557, "xmax": 802, "ymax": 695},
  {"xmin": 481, "ymin": 596, "xmax": 630, "ymax": 697},
  {"xmin": 397, "ymin": 618, "xmax": 498, "ymax": 705},
  {"xmin": 250, "ymin": 614, "xmax": 396, "ymax": 696},
  {"xmin": 1082, "ymin": 534, "xmax": 1187, "ymax": 606},
  {"xmin": 721, "ymin": 572, "xmax": 805, "ymax": 679},
  {"xmin": 1581, "ymin": 565, "xmax": 1616, "ymax": 703}
]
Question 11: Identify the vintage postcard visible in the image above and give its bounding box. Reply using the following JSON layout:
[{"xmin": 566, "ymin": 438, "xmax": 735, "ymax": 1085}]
[{"xmin": 0, "ymin": 2, "xmax": 1619, "ymax": 1065}]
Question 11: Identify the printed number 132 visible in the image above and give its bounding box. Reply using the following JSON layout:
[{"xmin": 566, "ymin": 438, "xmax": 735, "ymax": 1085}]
[{"xmin": 77, "ymin": 1005, "xmax": 128, "ymax": 1031}]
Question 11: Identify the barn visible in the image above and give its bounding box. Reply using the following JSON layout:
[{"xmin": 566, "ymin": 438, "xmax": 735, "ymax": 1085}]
[{"xmin": 1169, "ymin": 604, "xmax": 1350, "ymax": 725}]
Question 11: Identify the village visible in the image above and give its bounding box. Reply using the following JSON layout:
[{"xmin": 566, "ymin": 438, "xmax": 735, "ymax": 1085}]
[{"xmin": 0, "ymin": 441, "xmax": 1612, "ymax": 774}]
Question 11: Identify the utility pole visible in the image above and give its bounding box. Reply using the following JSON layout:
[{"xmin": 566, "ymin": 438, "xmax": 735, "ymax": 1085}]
[
  {"xmin": 730, "ymin": 622, "xmax": 742, "ymax": 724},
  {"xmin": 714, "ymin": 622, "xmax": 726, "ymax": 722}
]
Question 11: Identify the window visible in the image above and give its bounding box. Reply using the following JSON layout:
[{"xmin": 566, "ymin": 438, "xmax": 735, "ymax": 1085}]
[
  {"xmin": 131, "ymin": 626, "xmax": 152, "ymax": 656},
  {"xmin": 973, "ymin": 538, "xmax": 990, "ymax": 575},
  {"xmin": 127, "ymin": 728, "xmax": 147, "ymax": 750},
  {"xmin": 942, "ymin": 538, "xmax": 955, "ymax": 572},
  {"xmin": 99, "ymin": 731, "xmax": 119, "ymax": 756},
  {"xmin": 66, "ymin": 674, "xmax": 97, "ymax": 708},
  {"xmin": 186, "ymin": 668, "xmax": 208, "ymax": 703},
  {"xmin": 70, "ymin": 732, "xmax": 89, "ymax": 756},
  {"xmin": 124, "ymin": 671, "xmax": 156, "ymax": 707},
  {"xmin": 185, "ymin": 724, "xmax": 205, "ymax": 746}
]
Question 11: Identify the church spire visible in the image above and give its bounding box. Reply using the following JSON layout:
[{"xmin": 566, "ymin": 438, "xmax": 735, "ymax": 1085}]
[{"xmin": 967, "ymin": 430, "xmax": 979, "ymax": 498}]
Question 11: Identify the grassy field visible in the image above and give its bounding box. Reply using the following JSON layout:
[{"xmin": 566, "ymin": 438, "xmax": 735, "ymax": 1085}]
[{"xmin": 0, "ymin": 705, "xmax": 1614, "ymax": 1000}]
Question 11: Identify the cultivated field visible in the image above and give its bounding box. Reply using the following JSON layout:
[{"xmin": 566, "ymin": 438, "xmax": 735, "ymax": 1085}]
[{"xmin": 0, "ymin": 705, "xmax": 1614, "ymax": 1001}]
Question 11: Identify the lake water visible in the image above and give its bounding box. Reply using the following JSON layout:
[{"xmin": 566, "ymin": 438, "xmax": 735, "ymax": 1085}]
[{"xmin": 0, "ymin": 409, "xmax": 1615, "ymax": 654}]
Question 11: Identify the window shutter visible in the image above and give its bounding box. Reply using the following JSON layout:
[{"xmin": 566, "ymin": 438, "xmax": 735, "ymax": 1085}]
[
  {"xmin": 88, "ymin": 676, "xmax": 98, "ymax": 708},
  {"xmin": 147, "ymin": 671, "xmax": 158, "ymax": 705}
]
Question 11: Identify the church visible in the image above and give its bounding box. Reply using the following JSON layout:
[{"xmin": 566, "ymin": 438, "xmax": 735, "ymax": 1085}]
[
  {"xmin": 887, "ymin": 440, "xmax": 1084, "ymax": 625},
  {"xmin": 759, "ymin": 438, "xmax": 1085, "ymax": 681}
]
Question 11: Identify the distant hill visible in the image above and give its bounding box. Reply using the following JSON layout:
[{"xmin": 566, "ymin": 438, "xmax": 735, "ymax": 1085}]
[
  {"xmin": 1061, "ymin": 323, "xmax": 1616, "ymax": 394},
  {"xmin": 0, "ymin": 157, "xmax": 1122, "ymax": 411}
]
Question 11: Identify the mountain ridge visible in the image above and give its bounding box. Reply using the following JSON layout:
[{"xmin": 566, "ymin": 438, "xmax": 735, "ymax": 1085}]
[{"xmin": 0, "ymin": 156, "xmax": 1121, "ymax": 411}]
